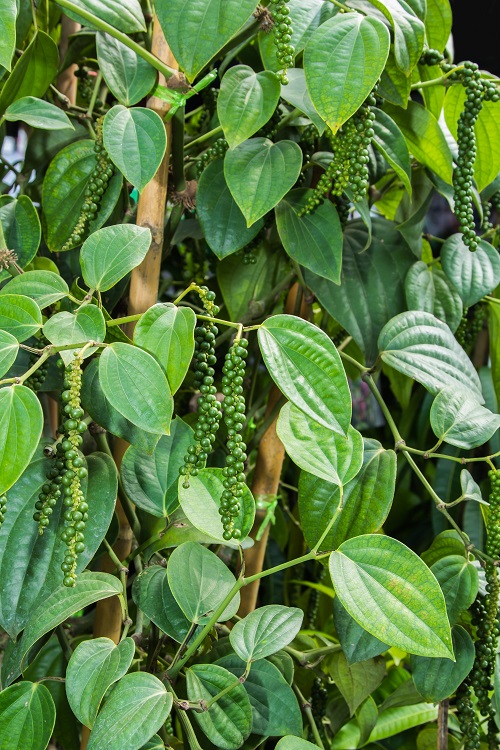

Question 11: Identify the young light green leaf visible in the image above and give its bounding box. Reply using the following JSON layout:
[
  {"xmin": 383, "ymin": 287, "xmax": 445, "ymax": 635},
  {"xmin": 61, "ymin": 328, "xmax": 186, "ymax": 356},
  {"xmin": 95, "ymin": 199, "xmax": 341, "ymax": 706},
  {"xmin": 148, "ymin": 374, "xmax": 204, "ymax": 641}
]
[
  {"xmin": 333, "ymin": 597, "xmax": 388, "ymax": 665},
  {"xmin": 57, "ymin": 0, "xmax": 146, "ymax": 32},
  {"xmin": 0, "ymin": 682, "xmax": 56, "ymax": 750},
  {"xmin": 186, "ymin": 664, "xmax": 252, "ymax": 750},
  {"xmin": 280, "ymin": 68, "xmax": 326, "ymax": 134},
  {"xmin": 378, "ymin": 310, "xmax": 484, "ymax": 401},
  {"xmin": 328, "ymin": 651, "xmax": 385, "ymax": 716},
  {"xmin": 197, "ymin": 158, "xmax": 264, "ymax": 259},
  {"xmin": 167, "ymin": 542, "xmax": 240, "ymax": 623},
  {"xmin": 460, "ymin": 469, "xmax": 484, "ymax": 504},
  {"xmin": 277, "ymin": 403, "xmax": 363, "ymax": 487},
  {"xmin": 440, "ymin": 234, "xmax": 500, "ymax": 308},
  {"xmin": 132, "ymin": 565, "xmax": 198, "ymax": 643},
  {"xmin": 329, "ymin": 534, "xmax": 454, "ymax": 658},
  {"xmin": 43, "ymin": 304, "xmax": 106, "ymax": 365},
  {"xmin": 225, "ymin": 138, "xmax": 302, "ymax": 226},
  {"xmin": 218, "ymin": 66, "xmax": 281, "ymax": 148},
  {"xmin": 331, "ymin": 703, "xmax": 438, "ymax": 748},
  {"xmin": 216, "ymin": 655, "xmax": 302, "ymax": 737},
  {"xmin": 133, "ymin": 303, "xmax": 196, "ymax": 393},
  {"xmin": 384, "ymin": 101, "xmax": 453, "ymax": 184},
  {"xmin": 80, "ymin": 224, "xmax": 151, "ymax": 292},
  {"xmin": 230, "ymin": 605, "xmax": 303, "ymax": 662},
  {"xmin": 103, "ymin": 106, "xmax": 166, "ymax": 193},
  {"xmin": 66, "ymin": 637, "xmax": 135, "ymax": 728},
  {"xmin": 421, "ymin": 530, "xmax": 467, "ymax": 568},
  {"xmin": 0, "ymin": 293, "xmax": 42, "ymax": 341},
  {"xmin": 276, "ymin": 738, "xmax": 321, "ymax": 750},
  {"xmin": 372, "ymin": 108, "xmax": 412, "ymax": 195},
  {"xmin": 99, "ymin": 343, "xmax": 173, "ymax": 435},
  {"xmin": 275, "ymin": 189, "xmax": 343, "ymax": 284},
  {"xmin": 425, "ymin": 0, "xmax": 452, "ymax": 52},
  {"xmin": 42, "ymin": 139, "xmax": 123, "ymax": 252},
  {"xmin": 0, "ymin": 270, "xmax": 69, "ymax": 309},
  {"xmin": 178, "ymin": 468, "xmax": 255, "ymax": 544},
  {"xmin": 411, "ymin": 625, "xmax": 474, "ymax": 702},
  {"xmin": 87, "ymin": 672, "xmax": 172, "ymax": 750},
  {"xmin": 0, "ymin": 385, "xmax": 43, "ymax": 495},
  {"xmin": 405, "ymin": 261, "xmax": 463, "ymax": 332},
  {"xmin": 431, "ymin": 556, "xmax": 479, "ymax": 625},
  {"xmin": 0, "ymin": 32, "xmax": 59, "ymax": 115},
  {"xmin": 258, "ymin": 314, "xmax": 351, "ymax": 433},
  {"xmin": 304, "ymin": 14, "xmax": 390, "ymax": 133},
  {"xmin": 18, "ymin": 572, "xmax": 122, "ymax": 670},
  {"xmin": 0, "ymin": 195, "xmax": 41, "ymax": 281},
  {"xmin": 96, "ymin": 32, "xmax": 157, "ymax": 106},
  {"xmin": 4, "ymin": 96, "xmax": 74, "ymax": 130},
  {"xmin": 430, "ymin": 386, "xmax": 500, "ymax": 449},
  {"xmin": 155, "ymin": 0, "xmax": 257, "ymax": 81},
  {"xmin": 0, "ymin": 0, "xmax": 16, "ymax": 71},
  {"xmin": 299, "ymin": 438, "xmax": 396, "ymax": 551},
  {"xmin": 0, "ymin": 329, "xmax": 19, "ymax": 377},
  {"xmin": 121, "ymin": 418, "xmax": 193, "ymax": 517}
]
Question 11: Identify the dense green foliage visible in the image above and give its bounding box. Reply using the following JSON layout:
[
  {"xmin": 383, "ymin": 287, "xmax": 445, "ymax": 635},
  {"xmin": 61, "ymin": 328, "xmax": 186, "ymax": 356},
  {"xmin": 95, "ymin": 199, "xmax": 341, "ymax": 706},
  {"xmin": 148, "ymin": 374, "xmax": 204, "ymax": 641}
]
[{"xmin": 1, "ymin": 0, "xmax": 500, "ymax": 749}]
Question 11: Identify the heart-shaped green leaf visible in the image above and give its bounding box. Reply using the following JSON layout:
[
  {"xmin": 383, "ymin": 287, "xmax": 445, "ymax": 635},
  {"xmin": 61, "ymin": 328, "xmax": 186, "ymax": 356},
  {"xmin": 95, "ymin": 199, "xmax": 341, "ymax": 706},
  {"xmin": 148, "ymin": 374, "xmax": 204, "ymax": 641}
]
[
  {"xmin": 430, "ymin": 386, "xmax": 500, "ymax": 449},
  {"xmin": 258, "ymin": 314, "xmax": 352, "ymax": 433},
  {"xmin": 405, "ymin": 261, "xmax": 463, "ymax": 332},
  {"xmin": 132, "ymin": 565, "xmax": 199, "ymax": 642},
  {"xmin": 328, "ymin": 650, "xmax": 385, "ymax": 716},
  {"xmin": 225, "ymin": 138, "xmax": 302, "ymax": 226},
  {"xmin": 218, "ymin": 66, "xmax": 281, "ymax": 148},
  {"xmin": 372, "ymin": 108, "xmax": 412, "ymax": 195},
  {"xmin": 0, "ymin": 294, "xmax": 42, "ymax": 342},
  {"xmin": 431, "ymin": 556, "xmax": 479, "ymax": 625},
  {"xmin": 304, "ymin": 14, "xmax": 390, "ymax": 133},
  {"xmin": 0, "ymin": 195, "xmax": 41, "ymax": 282},
  {"xmin": 277, "ymin": 403, "xmax": 363, "ymax": 487},
  {"xmin": 4, "ymin": 96, "xmax": 74, "ymax": 130},
  {"xmin": 0, "ymin": 32, "xmax": 59, "ymax": 115},
  {"xmin": 440, "ymin": 234, "xmax": 500, "ymax": 308},
  {"xmin": 96, "ymin": 32, "xmax": 157, "ymax": 106},
  {"xmin": 378, "ymin": 311, "xmax": 484, "ymax": 401},
  {"xmin": 275, "ymin": 189, "xmax": 343, "ymax": 283},
  {"xmin": 99, "ymin": 343, "xmax": 173, "ymax": 435},
  {"xmin": 0, "ymin": 0, "xmax": 15, "ymax": 71},
  {"xmin": 460, "ymin": 469, "xmax": 484, "ymax": 504},
  {"xmin": 0, "ymin": 682, "xmax": 56, "ymax": 750},
  {"xmin": 0, "ymin": 330, "xmax": 19, "ymax": 377},
  {"xmin": 0, "ymin": 385, "xmax": 43, "ymax": 495},
  {"xmin": 411, "ymin": 625, "xmax": 475, "ymax": 702},
  {"xmin": 80, "ymin": 224, "xmax": 151, "ymax": 292},
  {"xmin": 0, "ymin": 270, "xmax": 69, "ymax": 309},
  {"xmin": 425, "ymin": 0, "xmax": 452, "ymax": 52},
  {"xmin": 103, "ymin": 106, "xmax": 166, "ymax": 193},
  {"xmin": 66, "ymin": 637, "xmax": 135, "ymax": 728},
  {"xmin": 43, "ymin": 304, "xmax": 106, "ymax": 365},
  {"xmin": 329, "ymin": 534, "xmax": 453, "ymax": 658},
  {"xmin": 230, "ymin": 605, "xmax": 303, "ymax": 662}
]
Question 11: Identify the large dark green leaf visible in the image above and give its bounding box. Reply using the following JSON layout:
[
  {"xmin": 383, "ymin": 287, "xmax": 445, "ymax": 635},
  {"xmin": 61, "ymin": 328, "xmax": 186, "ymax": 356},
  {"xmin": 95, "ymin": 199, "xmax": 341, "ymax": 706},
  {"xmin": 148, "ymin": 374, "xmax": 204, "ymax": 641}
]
[
  {"xmin": 378, "ymin": 310, "xmax": 484, "ymax": 401},
  {"xmin": 0, "ymin": 293, "xmax": 42, "ymax": 341},
  {"xmin": 304, "ymin": 218, "xmax": 414, "ymax": 364},
  {"xmin": 430, "ymin": 386, "xmax": 500, "ymax": 450},
  {"xmin": 96, "ymin": 32, "xmax": 156, "ymax": 106},
  {"xmin": 133, "ymin": 304, "xmax": 196, "ymax": 394},
  {"xmin": 132, "ymin": 565, "xmax": 196, "ymax": 642},
  {"xmin": 0, "ymin": 32, "xmax": 59, "ymax": 114},
  {"xmin": 0, "ymin": 385, "xmax": 43, "ymax": 496},
  {"xmin": 329, "ymin": 534, "xmax": 453, "ymax": 658},
  {"xmin": 304, "ymin": 14, "xmax": 390, "ymax": 133},
  {"xmin": 99, "ymin": 342, "xmax": 173, "ymax": 435},
  {"xmin": 66, "ymin": 637, "xmax": 135, "ymax": 728},
  {"xmin": 372, "ymin": 108, "xmax": 412, "ymax": 195},
  {"xmin": 440, "ymin": 234, "xmax": 500, "ymax": 308},
  {"xmin": 328, "ymin": 651, "xmax": 385, "ymax": 715},
  {"xmin": 230, "ymin": 605, "xmax": 303, "ymax": 662},
  {"xmin": 216, "ymin": 655, "xmax": 302, "ymax": 737},
  {"xmin": 103, "ymin": 106, "xmax": 167, "ymax": 193},
  {"xmin": 155, "ymin": 0, "xmax": 257, "ymax": 81},
  {"xmin": 80, "ymin": 225, "xmax": 151, "ymax": 292},
  {"xmin": 411, "ymin": 625, "xmax": 474, "ymax": 702},
  {"xmin": 405, "ymin": 260, "xmax": 463, "ymax": 332},
  {"xmin": 0, "ymin": 450, "xmax": 117, "ymax": 639},
  {"xmin": 0, "ymin": 270, "xmax": 69, "ymax": 309},
  {"xmin": 218, "ymin": 65, "xmax": 281, "ymax": 149},
  {"xmin": 42, "ymin": 139, "xmax": 123, "ymax": 252},
  {"xmin": 0, "ymin": 0, "xmax": 15, "ymax": 70},
  {"xmin": 121, "ymin": 418, "xmax": 193, "ymax": 517},
  {"xmin": 81, "ymin": 359, "xmax": 161, "ymax": 454},
  {"xmin": 384, "ymin": 101, "xmax": 453, "ymax": 184},
  {"xmin": 57, "ymin": 0, "xmax": 146, "ymax": 32},
  {"xmin": 258, "ymin": 314, "xmax": 351, "ymax": 434},
  {"xmin": 4, "ymin": 96, "xmax": 74, "ymax": 130},
  {"xmin": 0, "ymin": 195, "xmax": 41, "ymax": 281},
  {"xmin": 225, "ymin": 138, "xmax": 302, "ymax": 226},
  {"xmin": 275, "ymin": 189, "xmax": 342, "ymax": 283},
  {"xmin": 186, "ymin": 664, "xmax": 252, "ymax": 750},
  {"xmin": 197, "ymin": 159, "xmax": 264, "ymax": 258},
  {"xmin": 178, "ymin": 468, "xmax": 255, "ymax": 543},
  {"xmin": 430, "ymin": 555, "xmax": 479, "ymax": 625},
  {"xmin": 43, "ymin": 304, "xmax": 106, "ymax": 365},
  {"xmin": 333, "ymin": 597, "xmax": 388, "ymax": 665},
  {"xmin": 277, "ymin": 403, "xmax": 363, "ymax": 486},
  {"xmin": 299, "ymin": 438, "xmax": 396, "ymax": 551},
  {"xmin": 167, "ymin": 542, "xmax": 240, "ymax": 623},
  {"xmin": 87, "ymin": 673, "xmax": 172, "ymax": 750},
  {"xmin": 0, "ymin": 681, "xmax": 56, "ymax": 750}
]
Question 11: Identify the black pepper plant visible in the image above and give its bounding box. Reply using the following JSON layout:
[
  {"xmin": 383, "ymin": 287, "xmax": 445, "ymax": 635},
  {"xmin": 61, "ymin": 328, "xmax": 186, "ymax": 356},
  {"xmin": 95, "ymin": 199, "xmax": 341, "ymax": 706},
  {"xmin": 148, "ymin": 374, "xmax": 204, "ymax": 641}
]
[{"xmin": 1, "ymin": 1, "xmax": 500, "ymax": 749}]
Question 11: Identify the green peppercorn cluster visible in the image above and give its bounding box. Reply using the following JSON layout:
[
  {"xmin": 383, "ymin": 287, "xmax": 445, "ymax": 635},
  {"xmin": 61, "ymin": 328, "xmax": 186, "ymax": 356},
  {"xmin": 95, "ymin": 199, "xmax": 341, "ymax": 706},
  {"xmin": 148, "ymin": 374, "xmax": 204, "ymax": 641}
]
[
  {"xmin": 59, "ymin": 356, "xmax": 89, "ymax": 586},
  {"xmin": 456, "ymin": 680, "xmax": 481, "ymax": 749},
  {"xmin": 299, "ymin": 94, "xmax": 376, "ymax": 216},
  {"xmin": 269, "ymin": 0, "xmax": 294, "ymax": 85},
  {"xmin": 419, "ymin": 48, "xmax": 444, "ymax": 66},
  {"xmin": 334, "ymin": 195, "xmax": 350, "ymax": 229},
  {"xmin": 310, "ymin": 676, "xmax": 328, "ymax": 738},
  {"xmin": 198, "ymin": 87, "xmax": 219, "ymax": 131},
  {"xmin": 61, "ymin": 117, "xmax": 114, "ymax": 251},
  {"xmin": 180, "ymin": 289, "xmax": 222, "ymax": 487},
  {"xmin": 25, "ymin": 336, "xmax": 48, "ymax": 392},
  {"xmin": 196, "ymin": 138, "xmax": 228, "ymax": 177},
  {"xmin": 0, "ymin": 494, "xmax": 6, "ymax": 529},
  {"xmin": 455, "ymin": 303, "xmax": 486, "ymax": 351},
  {"xmin": 256, "ymin": 102, "xmax": 283, "ymax": 139},
  {"xmin": 220, "ymin": 337, "xmax": 248, "ymax": 540},
  {"xmin": 75, "ymin": 66, "xmax": 94, "ymax": 102}
]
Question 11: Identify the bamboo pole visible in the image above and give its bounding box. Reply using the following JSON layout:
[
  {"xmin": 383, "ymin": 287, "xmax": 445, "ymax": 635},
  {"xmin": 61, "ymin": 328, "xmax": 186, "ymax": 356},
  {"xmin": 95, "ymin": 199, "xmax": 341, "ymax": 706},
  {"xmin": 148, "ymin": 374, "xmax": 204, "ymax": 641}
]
[{"xmin": 238, "ymin": 284, "xmax": 310, "ymax": 616}]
